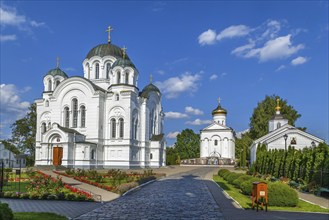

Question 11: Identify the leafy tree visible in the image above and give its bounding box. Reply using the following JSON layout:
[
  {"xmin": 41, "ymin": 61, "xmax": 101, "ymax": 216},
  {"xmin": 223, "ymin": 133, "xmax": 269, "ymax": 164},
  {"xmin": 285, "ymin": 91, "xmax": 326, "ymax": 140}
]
[
  {"xmin": 0, "ymin": 140, "xmax": 20, "ymax": 154},
  {"xmin": 249, "ymin": 95, "xmax": 301, "ymax": 140},
  {"xmin": 166, "ymin": 147, "xmax": 178, "ymax": 165},
  {"xmin": 235, "ymin": 132, "xmax": 252, "ymax": 167},
  {"xmin": 7, "ymin": 103, "xmax": 36, "ymax": 166},
  {"xmin": 174, "ymin": 129, "xmax": 200, "ymax": 159}
]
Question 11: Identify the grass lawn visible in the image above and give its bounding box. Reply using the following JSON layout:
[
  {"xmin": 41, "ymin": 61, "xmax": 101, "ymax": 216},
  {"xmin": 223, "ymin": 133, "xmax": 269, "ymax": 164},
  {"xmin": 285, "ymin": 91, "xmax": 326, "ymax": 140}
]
[
  {"xmin": 213, "ymin": 175, "xmax": 329, "ymax": 213},
  {"xmin": 3, "ymin": 182, "xmax": 29, "ymax": 193},
  {"xmin": 14, "ymin": 212, "xmax": 67, "ymax": 220}
]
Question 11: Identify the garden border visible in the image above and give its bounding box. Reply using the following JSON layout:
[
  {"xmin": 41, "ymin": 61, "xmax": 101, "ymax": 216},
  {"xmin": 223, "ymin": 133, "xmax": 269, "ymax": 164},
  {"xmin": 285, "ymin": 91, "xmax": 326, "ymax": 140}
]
[
  {"xmin": 122, "ymin": 179, "xmax": 156, "ymax": 196},
  {"xmin": 211, "ymin": 179, "xmax": 244, "ymax": 209}
]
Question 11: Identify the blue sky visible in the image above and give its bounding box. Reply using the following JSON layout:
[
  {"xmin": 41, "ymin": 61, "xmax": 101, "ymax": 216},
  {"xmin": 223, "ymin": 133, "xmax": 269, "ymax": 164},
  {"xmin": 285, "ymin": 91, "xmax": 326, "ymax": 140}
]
[{"xmin": 1, "ymin": 1, "xmax": 328, "ymax": 145}]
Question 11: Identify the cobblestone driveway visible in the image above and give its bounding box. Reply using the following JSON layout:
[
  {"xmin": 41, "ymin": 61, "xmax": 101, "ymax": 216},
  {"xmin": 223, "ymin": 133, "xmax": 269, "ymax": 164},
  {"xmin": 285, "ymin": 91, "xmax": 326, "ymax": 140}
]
[{"xmin": 76, "ymin": 168, "xmax": 224, "ymax": 220}]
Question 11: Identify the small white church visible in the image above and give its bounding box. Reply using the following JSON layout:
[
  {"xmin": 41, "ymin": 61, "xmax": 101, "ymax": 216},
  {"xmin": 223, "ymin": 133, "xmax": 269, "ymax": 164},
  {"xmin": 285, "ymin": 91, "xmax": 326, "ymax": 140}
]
[
  {"xmin": 250, "ymin": 99, "xmax": 324, "ymax": 164},
  {"xmin": 35, "ymin": 27, "xmax": 166, "ymax": 169},
  {"xmin": 199, "ymin": 99, "xmax": 235, "ymax": 164}
]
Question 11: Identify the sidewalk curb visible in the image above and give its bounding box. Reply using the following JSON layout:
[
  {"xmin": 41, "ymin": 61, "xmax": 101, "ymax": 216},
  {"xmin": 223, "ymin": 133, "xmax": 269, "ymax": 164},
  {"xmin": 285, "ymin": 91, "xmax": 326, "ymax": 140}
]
[
  {"xmin": 211, "ymin": 179, "xmax": 244, "ymax": 210},
  {"xmin": 122, "ymin": 180, "xmax": 156, "ymax": 196},
  {"xmin": 299, "ymin": 198, "xmax": 328, "ymax": 210}
]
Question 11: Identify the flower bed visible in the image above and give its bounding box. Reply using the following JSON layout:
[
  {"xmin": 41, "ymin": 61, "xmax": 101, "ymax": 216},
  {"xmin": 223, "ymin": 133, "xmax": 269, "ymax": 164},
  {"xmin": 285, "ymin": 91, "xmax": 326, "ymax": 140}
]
[{"xmin": 1, "ymin": 171, "xmax": 94, "ymax": 201}]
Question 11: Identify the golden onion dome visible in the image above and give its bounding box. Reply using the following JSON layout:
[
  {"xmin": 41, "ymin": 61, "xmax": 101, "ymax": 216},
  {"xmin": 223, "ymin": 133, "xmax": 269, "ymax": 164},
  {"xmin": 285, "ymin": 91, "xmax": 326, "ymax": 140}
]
[{"xmin": 212, "ymin": 103, "xmax": 227, "ymax": 115}]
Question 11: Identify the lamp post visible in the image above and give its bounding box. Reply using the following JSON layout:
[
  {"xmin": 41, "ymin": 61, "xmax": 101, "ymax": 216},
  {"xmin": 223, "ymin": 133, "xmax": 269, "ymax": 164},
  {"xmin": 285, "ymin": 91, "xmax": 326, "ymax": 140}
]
[{"xmin": 283, "ymin": 134, "xmax": 288, "ymax": 177}]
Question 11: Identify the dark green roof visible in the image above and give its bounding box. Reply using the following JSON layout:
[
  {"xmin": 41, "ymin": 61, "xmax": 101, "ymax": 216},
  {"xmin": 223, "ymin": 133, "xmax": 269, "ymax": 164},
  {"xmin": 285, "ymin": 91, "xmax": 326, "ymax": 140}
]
[
  {"xmin": 150, "ymin": 133, "xmax": 164, "ymax": 141},
  {"xmin": 140, "ymin": 83, "xmax": 161, "ymax": 98},
  {"xmin": 57, "ymin": 124, "xmax": 82, "ymax": 135},
  {"xmin": 112, "ymin": 58, "xmax": 136, "ymax": 69},
  {"xmin": 45, "ymin": 67, "xmax": 68, "ymax": 78},
  {"xmin": 86, "ymin": 43, "xmax": 130, "ymax": 60}
]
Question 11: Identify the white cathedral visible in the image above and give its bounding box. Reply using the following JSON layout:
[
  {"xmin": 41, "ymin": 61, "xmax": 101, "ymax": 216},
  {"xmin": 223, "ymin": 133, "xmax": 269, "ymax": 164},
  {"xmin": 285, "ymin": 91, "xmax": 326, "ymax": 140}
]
[
  {"xmin": 35, "ymin": 27, "xmax": 166, "ymax": 169},
  {"xmin": 199, "ymin": 99, "xmax": 235, "ymax": 164}
]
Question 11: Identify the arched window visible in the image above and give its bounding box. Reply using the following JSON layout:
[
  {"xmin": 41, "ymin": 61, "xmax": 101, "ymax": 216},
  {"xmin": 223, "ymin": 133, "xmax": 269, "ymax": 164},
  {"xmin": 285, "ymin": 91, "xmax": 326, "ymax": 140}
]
[
  {"xmin": 64, "ymin": 107, "xmax": 70, "ymax": 127},
  {"xmin": 56, "ymin": 80, "xmax": 60, "ymax": 87},
  {"xmin": 115, "ymin": 94, "xmax": 119, "ymax": 101},
  {"xmin": 106, "ymin": 63, "xmax": 111, "ymax": 79},
  {"xmin": 111, "ymin": 118, "xmax": 116, "ymax": 138},
  {"xmin": 119, "ymin": 118, "xmax": 124, "ymax": 138},
  {"xmin": 87, "ymin": 63, "xmax": 90, "ymax": 78},
  {"xmin": 125, "ymin": 72, "xmax": 129, "ymax": 84},
  {"xmin": 91, "ymin": 149, "xmax": 96, "ymax": 160},
  {"xmin": 72, "ymin": 99, "xmax": 78, "ymax": 128},
  {"xmin": 41, "ymin": 123, "xmax": 46, "ymax": 134},
  {"xmin": 277, "ymin": 122, "xmax": 281, "ymax": 129},
  {"xmin": 214, "ymin": 140, "xmax": 218, "ymax": 146},
  {"xmin": 95, "ymin": 63, "xmax": 99, "ymax": 79},
  {"xmin": 80, "ymin": 105, "xmax": 86, "ymax": 127},
  {"xmin": 150, "ymin": 153, "xmax": 153, "ymax": 160},
  {"xmin": 117, "ymin": 71, "xmax": 121, "ymax": 84},
  {"xmin": 45, "ymin": 100, "xmax": 49, "ymax": 107},
  {"xmin": 134, "ymin": 118, "xmax": 138, "ymax": 140},
  {"xmin": 48, "ymin": 79, "xmax": 52, "ymax": 91},
  {"xmin": 48, "ymin": 122, "xmax": 51, "ymax": 130}
]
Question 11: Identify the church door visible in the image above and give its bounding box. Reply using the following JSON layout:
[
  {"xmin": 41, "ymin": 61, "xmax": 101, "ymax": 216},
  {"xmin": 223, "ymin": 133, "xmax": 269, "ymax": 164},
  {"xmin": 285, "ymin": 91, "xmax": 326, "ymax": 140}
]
[{"xmin": 53, "ymin": 146, "xmax": 63, "ymax": 166}]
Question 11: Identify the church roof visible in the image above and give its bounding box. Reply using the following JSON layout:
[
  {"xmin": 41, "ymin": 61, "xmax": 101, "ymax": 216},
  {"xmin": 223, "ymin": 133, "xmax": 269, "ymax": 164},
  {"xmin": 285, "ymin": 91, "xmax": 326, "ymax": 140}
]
[
  {"xmin": 86, "ymin": 43, "xmax": 130, "ymax": 60},
  {"xmin": 212, "ymin": 103, "xmax": 227, "ymax": 115},
  {"xmin": 57, "ymin": 124, "xmax": 82, "ymax": 135},
  {"xmin": 112, "ymin": 58, "xmax": 136, "ymax": 69},
  {"xmin": 140, "ymin": 83, "xmax": 161, "ymax": 98},
  {"xmin": 45, "ymin": 67, "xmax": 68, "ymax": 78},
  {"xmin": 270, "ymin": 114, "xmax": 286, "ymax": 120}
]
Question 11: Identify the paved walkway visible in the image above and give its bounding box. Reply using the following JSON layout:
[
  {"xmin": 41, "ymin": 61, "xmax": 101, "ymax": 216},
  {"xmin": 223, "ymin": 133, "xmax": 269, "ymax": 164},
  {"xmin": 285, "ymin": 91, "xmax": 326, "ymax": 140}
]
[
  {"xmin": 41, "ymin": 170, "xmax": 120, "ymax": 202},
  {"xmin": 297, "ymin": 190, "xmax": 329, "ymax": 209},
  {"xmin": 76, "ymin": 167, "xmax": 224, "ymax": 220}
]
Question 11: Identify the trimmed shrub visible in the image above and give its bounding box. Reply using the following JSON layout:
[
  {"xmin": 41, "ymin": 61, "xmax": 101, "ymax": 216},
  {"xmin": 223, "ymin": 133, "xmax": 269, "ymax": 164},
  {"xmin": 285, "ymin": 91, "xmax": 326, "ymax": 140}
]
[
  {"xmin": 47, "ymin": 194, "xmax": 58, "ymax": 200},
  {"xmin": 226, "ymin": 173, "xmax": 243, "ymax": 184},
  {"xmin": 240, "ymin": 177, "xmax": 260, "ymax": 195},
  {"xmin": 232, "ymin": 175, "xmax": 253, "ymax": 188},
  {"xmin": 19, "ymin": 193, "xmax": 30, "ymax": 199},
  {"xmin": 65, "ymin": 193, "xmax": 76, "ymax": 201},
  {"xmin": 218, "ymin": 169, "xmax": 230, "ymax": 177},
  {"xmin": 0, "ymin": 203, "xmax": 14, "ymax": 220},
  {"xmin": 268, "ymin": 182, "xmax": 298, "ymax": 207}
]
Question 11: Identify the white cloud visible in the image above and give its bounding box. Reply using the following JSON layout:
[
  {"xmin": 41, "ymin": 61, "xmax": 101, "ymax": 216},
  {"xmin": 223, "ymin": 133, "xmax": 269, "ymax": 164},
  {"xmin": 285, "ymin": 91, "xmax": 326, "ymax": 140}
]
[
  {"xmin": 165, "ymin": 111, "xmax": 188, "ymax": 119},
  {"xmin": 186, "ymin": 119, "xmax": 212, "ymax": 125},
  {"xmin": 30, "ymin": 20, "xmax": 45, "ymax": 27},
  {"xmin": 0, "ymin": 7, "xmax": 26, "ymax": 26},
  {"xmin": 198, "ymin": 29, "xmax": 217, "ymax": 45},
  {"xmin": 260, "ymin": 20, "xmax": 281, "ymax": 39},
  {"xmin": 209, "ymin": 74, "xmax": 218, "ymax": 81},
  {"xmin": 275, "ymin": 65, "xmax": 286, "ymax": 72},
  {"xmin": 217, "ymin": 25, "xmax": 251, "ymax": 41},
  {"xmin": 220, "ymin": 72, "xmax": 227, "ymax": 77},
  {"xmin": 185, "ymin": 106, "xmax": 203, "ymax": 115},
  {"xmin": 0, "ymin": 84, "xmax": 31, "ymax": 139},
  {"xmin": 167, "ymin": 131, "xmax": 180, "ymax": 139},
  {"xmin": 0, "ymin": 34, "xmax": 16, "ymax": 42},
  {"xmin": 291, "ymin": 56, "xmax": 308, "ymax": 65},
  {"xmin": 233, "ymin": 35, "xmax": 304, "ymax": 62},
  {"xmin": 155, "ymin": 72, "xmax": 201, "ymax": 99}
]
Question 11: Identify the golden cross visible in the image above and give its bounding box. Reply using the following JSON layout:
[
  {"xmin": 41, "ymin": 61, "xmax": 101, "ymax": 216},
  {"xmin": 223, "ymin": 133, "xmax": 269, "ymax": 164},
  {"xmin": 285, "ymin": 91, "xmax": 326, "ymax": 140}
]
[
  {"xmin": 276, "ymin": 98, "xmax": 281, "ymax": 111},
  {"xmin": 106, "ymin": 26, "xmax": 114, "ymax": 43},
  {"xmin": 218, "ymin": 97, "xmax": 221, "ymax": 104},
  {"xmin": 122, "ymin": 46, "xmax": 127, "ymax": 59},
  {"xmin": 56, "ymin": 57, "xmax": 60, "ymax": 68}
]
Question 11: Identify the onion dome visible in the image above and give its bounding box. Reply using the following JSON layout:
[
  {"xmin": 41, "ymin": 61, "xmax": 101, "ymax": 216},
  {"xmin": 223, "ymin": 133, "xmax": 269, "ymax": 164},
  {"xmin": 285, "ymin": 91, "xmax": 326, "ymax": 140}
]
[
  {"xmin": 212, "ymin": 98, "xmax": 227, "ymax": 115},
  {"xmin": 85, "ymin": 43, "xmax": 130, "ymax": 60},
  {"xmin": 45, "ymin": 67, "xmax": 68, "ymax": 78},
  {"xmin": 140, "ymin": 83, "xmax": 161, "ymax": 98},
  {"xmin": 112, "ymin": 58, "xmax": 136, "ymax": 69}
]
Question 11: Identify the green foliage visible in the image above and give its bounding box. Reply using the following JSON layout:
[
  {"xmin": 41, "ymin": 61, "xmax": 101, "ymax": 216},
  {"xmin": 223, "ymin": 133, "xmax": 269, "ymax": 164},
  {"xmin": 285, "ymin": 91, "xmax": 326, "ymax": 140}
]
[
  {"xmin": 4, "ymin": 103, "xmax": 37, "ymax": 166},
  {"xmin": 174, "ymin": 129, "xmax": 200, "ymax": 159},
  {"xmin": 249, "ymin": 95, "xmax": 301, "ymax": 140},
  {"xmin": 235, "ymin": 132, "xmax": 252, "ymax": 165},
  {"xmin": 166, "ymin": 147, "xmax": 178, "ymax": 165},
  {"xmin": 268, "ymin": 182, "xmax": 298, "ymax": 206},
  {"xmin": 232, "ymin": 175, "xmax": 253, "ymax": 188},
  {"xmin": 254, "ymin": 142, "xmax": 329, "ymax": 188},
  {"xmin": 218, "ymin": 169, "xmax": 230, "ymax": 177},
  {"xmin": 226, "ymin": 172, "xmax": 243, "ymax": 184},
  {"xmin": 240, "ymin": 177, "xmax": 260, "ymax": 195},
  {"xmin": 0, "ymin": 203, "xmax": 14, "ymax": 220}
]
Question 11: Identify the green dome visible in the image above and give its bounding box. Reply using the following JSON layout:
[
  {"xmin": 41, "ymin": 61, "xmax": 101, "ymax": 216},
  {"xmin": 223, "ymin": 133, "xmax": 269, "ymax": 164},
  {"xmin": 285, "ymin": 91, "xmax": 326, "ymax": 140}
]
[
  {"xmin": 86, "ymin": 43, "xmax": 130, "ymax": 60},
  {"xmin": 45, "ymin": 67, "xmax": 68, "ymax": 78},
  {"xmin": 140, "ymin": 83, "xmax": 161, "ymax": 98},
  {"xmin": 112, "ymin": 58, "xmax": 136, "ymax": 69}
]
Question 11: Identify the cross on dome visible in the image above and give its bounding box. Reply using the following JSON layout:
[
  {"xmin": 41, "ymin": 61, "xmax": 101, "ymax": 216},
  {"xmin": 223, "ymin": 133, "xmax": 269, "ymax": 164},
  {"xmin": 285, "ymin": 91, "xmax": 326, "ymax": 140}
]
[
  {"xmin": 56, "ymin": 57, "xmax": 60, "ymax": 68},
  {"xmin": 122, "ymin": 46, "xmax": 127, "ymax": 59},
  {"xmin": 276, "ymin": 98, "xmax": 281, "ymax": 112},
  {"xmin": 106, "ymin": 26, "xmax": 114, "ymax": 43},
  {"xmin": 218, "ymin": 97, "xmax": 221, "ymax": 104}
]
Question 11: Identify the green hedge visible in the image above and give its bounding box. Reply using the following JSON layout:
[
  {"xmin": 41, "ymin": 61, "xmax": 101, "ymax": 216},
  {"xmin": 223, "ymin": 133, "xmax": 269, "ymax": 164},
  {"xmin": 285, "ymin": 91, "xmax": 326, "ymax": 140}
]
[
  {"xmin": 0, "ymin": 203, "xmax": 14, "ymax": 220},
  {"xmin": 268, "ymin": 182, "xmax": 298, "ymax": 206},
  {"xmin": 217, "ymin": 169, "xmax": 299, "ymax": 207}
]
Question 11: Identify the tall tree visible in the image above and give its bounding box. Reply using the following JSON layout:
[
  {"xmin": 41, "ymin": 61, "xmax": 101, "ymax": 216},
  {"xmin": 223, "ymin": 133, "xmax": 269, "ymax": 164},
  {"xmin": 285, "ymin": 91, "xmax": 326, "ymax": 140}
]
[
  {"xmin": 174, "ymin": 129, "xmax": 200, "ymax": 159},
  {"xmin": 235, "ymin": 132, "xmax": 253, "ymax": 166},
  {"xmin": 249, "ymin": 95, "xmax": 301, "ymax": 140},
  {"xmin": 8, "ymin": 103, "xmax": 36, "ymax": 166}
]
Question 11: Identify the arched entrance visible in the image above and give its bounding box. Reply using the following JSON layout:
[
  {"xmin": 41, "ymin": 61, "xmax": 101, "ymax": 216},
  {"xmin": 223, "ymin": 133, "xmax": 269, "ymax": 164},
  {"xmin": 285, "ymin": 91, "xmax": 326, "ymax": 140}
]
[{"xmin": 207, "ymin": 151, "xmax": 221, "ymax": 165}]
